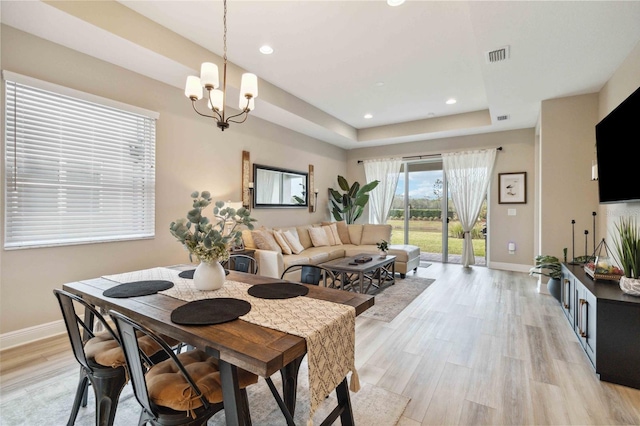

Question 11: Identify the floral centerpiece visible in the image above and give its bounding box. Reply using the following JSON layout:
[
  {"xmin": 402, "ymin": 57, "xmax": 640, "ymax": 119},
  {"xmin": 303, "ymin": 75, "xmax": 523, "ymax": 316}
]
[{"xmin": 169, "ymin": 191, "xmax": 255, "ymax": 290}]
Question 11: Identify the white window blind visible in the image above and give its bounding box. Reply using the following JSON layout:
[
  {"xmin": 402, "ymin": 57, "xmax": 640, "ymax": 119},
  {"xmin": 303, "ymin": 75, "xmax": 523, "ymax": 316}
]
[{"xmin": 4, "ymin": 72, "xmax": 157, "ymax": 249}]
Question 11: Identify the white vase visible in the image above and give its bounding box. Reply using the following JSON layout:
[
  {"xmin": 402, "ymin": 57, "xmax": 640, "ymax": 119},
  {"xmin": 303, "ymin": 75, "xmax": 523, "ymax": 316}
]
[
  {"xmin": 619, "ymin": 276, "xmax": 640, "ymax": 296},
  {"xmin": 379, "ymin": 250, "xmax": 387, "ymax": 257},
  {"xmin": 193, "ymin": 261, "xmax": 225, "ymax": 291}
]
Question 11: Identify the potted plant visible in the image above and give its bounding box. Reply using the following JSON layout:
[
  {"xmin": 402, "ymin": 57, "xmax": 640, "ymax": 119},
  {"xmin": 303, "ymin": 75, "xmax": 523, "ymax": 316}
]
[
  {"xmin": 170, "ymin": 191, "xmax": 256, "ymax": 290},
  {"xmin": 529, "ymin": 254, "xmax": 562, "ymax": 303},
  {"xmin": 329, "ymin": 176, "xmax": 379, "ymax": 224},
  {"xmin": 611, "ymin": 217, "xmax": 640, "ymax": 296},
  {"xmin": 376, "ymin": 239, "xmax": 389, "ymax": 257}
]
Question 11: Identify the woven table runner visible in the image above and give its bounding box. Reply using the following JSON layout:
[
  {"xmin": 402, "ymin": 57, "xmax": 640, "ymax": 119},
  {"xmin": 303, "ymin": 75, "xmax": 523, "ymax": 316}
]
[{"xmin": 102, "ymin": 267, "xmax": 359, "ymax": 424}]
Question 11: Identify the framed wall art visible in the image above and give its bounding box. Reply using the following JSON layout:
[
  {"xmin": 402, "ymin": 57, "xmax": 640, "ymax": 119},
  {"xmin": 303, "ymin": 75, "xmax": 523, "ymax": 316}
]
[{"xmin": 499, "ymin": 172, "xmax": 527, "ymax": 204}]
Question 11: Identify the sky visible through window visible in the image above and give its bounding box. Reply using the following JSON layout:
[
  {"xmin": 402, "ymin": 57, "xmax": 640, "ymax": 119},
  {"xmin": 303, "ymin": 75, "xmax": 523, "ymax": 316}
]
[{"xmin": 396, "ymin": 170, "xmax": 443, "ymax": 200}]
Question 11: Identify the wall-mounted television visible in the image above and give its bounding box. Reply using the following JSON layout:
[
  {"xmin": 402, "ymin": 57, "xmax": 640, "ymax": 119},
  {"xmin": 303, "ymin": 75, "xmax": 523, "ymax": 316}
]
[{"xmin": 595, "ymin": 85, "xmax": 640, "ymax": 204}]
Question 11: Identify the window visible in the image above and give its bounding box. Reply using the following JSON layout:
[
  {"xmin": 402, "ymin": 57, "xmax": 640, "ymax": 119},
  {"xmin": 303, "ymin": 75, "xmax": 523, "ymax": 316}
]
[{"xmin": 4, "ymin": 71, "xmax": 158, "ymax": 249}]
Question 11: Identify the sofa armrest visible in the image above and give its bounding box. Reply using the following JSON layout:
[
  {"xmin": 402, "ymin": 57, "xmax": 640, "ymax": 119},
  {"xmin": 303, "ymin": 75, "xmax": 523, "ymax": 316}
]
[{"xmin": 252, "ymin": 249, "xmax": 284, "ymax": 278}]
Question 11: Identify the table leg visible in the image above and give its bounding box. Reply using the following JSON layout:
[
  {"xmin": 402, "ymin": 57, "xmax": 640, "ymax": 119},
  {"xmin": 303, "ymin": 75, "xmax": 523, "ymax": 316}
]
[
  {"xmin": 280, "ymin": 354, "xmax": 305, "ymax": 416},
  {"xmin": 335, "ymin": 378, "xmax": 355, "ymax": 426},
  {"xmin": 219, "ymin": 359, "xmax": 246, "ymax": 426},
  {"xmin": 359, "ymin": 271, "xmax": 364, "ymax": 293}
]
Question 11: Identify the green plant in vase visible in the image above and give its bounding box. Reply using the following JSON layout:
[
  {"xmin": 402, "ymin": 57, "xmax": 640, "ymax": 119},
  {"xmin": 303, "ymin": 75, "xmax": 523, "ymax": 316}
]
[
  {"xmin": 611, "ymin": 217, "xmax": 640, "ymax": 296},
  {"xmin": 529, "ymin": 254, "xmax": 562, "ymax": 302}
]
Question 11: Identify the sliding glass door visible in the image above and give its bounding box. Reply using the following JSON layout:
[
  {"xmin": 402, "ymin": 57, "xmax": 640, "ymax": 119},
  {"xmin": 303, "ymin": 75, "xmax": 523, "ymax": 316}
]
[{"xmin": 390, "ymin": 159, "xmax": 487, "ymax": 265}]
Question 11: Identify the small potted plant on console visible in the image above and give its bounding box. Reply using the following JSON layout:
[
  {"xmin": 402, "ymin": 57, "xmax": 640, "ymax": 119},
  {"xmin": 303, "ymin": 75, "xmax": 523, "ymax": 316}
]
[{"xmin": 612, "ymin": 217, "xmax": 640, "ymax": 296}]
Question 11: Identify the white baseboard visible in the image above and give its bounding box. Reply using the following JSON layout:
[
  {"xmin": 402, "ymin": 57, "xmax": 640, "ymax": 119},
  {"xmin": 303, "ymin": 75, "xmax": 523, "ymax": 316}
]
[
  {"xmin": 487, "ymin": 261, "xmax": 532, "ymax": 274},
  {"xmin": 0, "ymin": 320, "xmax": 66, "ymax": 351}
]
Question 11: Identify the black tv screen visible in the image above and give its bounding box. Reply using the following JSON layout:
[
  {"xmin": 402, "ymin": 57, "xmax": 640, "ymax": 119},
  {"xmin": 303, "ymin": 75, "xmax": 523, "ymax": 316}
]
[{"xmin": 595, "ymin": 85, "xmax": 640, "ymax": 204}]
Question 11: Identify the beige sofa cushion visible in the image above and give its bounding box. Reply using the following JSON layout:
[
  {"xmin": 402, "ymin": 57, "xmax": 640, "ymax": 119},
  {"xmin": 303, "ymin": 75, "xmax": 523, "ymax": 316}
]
[
  {"xmin": 309, "ymin": 226, "xmax": 329, "ymax": 247},
  {"xmin": 322, "ymin": 221, "xmax": 351, "ymax": 244},
  {"xmin": 324, "ymin": 224, "xmax": 342, "ymax": 246},
  {"xmin": 360, "ymin": 224, "xmax": 392, "ymax": 245},
  {"xmin": 348, "ymin": 224, "xmax": 363, "ymax": 245},
  {"xmin": 251, "ymin": 229, "xmax": 281, "ymax": 252},
  {"xmin": 283, "ymin": 230, "xmax": 304, "ymax": 254},
  {"xmin": 242, "ymin": 229, "xmax": 256, "ymax": 249},
  {"xmin": 273, "ymin": 230, "xmax": 292, "ymax": 255},
  {"xmin": 295, "ymin": 225, "xmax": 314, "ymax": 249}
]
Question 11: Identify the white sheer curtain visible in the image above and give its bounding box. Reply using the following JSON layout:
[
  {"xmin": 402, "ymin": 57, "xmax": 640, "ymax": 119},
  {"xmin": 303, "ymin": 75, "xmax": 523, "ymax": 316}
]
[
  {"xmin": 442, "ymin": 149, "xmax": 497, "ymax": 267},
  {"xmin": 364, "ymin": 158, "xmax": 402, "ymax": 224}
]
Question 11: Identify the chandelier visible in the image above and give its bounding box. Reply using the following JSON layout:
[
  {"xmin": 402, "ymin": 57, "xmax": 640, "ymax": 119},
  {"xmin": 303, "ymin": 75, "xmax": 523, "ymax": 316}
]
[{"xmin": 184, "ymin": 0, "xmax": 258, "ymax": 131}]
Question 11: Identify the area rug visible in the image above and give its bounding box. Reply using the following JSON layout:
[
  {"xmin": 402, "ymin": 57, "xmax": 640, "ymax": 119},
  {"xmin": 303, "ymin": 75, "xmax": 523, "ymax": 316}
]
[
  {"xmin": 0, "ymin": 358, "xmax": 410, "ymax": 426},
  {"xmin": 360, "ymin": 275, "xmax": 435, "ymax": 322},
  {"xmin": 419, "ymin": 261, "xmax": 432, "ymax": 268}
]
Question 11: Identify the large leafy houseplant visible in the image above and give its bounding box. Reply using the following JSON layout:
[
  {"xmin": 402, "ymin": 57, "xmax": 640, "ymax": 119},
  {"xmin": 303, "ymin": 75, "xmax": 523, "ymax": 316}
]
[
  {"xmin": 169, "ymin": 191, "xmax": 256, "ymax": 263},
  {"xmin": 529, "ymin": 255, "xmax": 562, "ymax": 280},
  {"xmin": 329, "ymin": 176, "xmax": 379, "ymax": 224}
]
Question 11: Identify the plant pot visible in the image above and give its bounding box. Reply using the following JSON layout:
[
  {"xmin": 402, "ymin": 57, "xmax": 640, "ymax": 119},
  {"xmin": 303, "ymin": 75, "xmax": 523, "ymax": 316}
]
[
  {"xmin": 619, "ymin": 276, "xmax": 640, "ymax": 296},
  {"xmin": 547, "ymin": 277, "xmax": 561, "ymax": 303},
  {"xmin": 193, "ymin": 261, "xmax": 225, "ymax": 291},
  {"xmin": 379, "ymin": 250, "xmax": 387, "ymax": 258}
]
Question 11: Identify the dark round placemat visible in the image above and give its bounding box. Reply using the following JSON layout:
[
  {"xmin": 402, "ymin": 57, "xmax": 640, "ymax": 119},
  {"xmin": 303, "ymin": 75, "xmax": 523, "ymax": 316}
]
[
  {"xmin": 103, "ymin": 280, "xmax": 174, "ymax": 298},
  {"xmin": 178, "ymin": 269, "xmax": 229, "ymax": 279},
  {"xmin": 247, "ymin": 282, "xmax": 309, "ymax": 299},
  {"xmin": 170, "ymin": 298, "xmax": 251, "ymax": 325}
]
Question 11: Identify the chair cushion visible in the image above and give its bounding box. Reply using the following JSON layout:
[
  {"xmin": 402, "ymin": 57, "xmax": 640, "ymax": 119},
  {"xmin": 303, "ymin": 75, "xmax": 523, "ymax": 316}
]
[
  {"xmin": 347, "ymin": 224, "xmax": 363, "ymax": 245},
  {"xmin": 360, "ymin": 224, "xmax": 392, "ymax": 245},
  {"xmin": 295, "ymin": 225, "xmax": 314, "ymax": 249},
  {"xmin": 146, "ymin": 350, "xmax": 258, "ymax": 411},
  {"xmin": 85, "ymin": 331, "xmax": 177, "ymax": 368}
]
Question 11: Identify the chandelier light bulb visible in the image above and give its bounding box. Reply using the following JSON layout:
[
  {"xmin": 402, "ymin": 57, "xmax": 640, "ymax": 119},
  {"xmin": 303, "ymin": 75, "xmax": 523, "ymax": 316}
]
[
  {"xmin": 185, "ymin": 76, "xmax": 203, "ymax": 100},
  {"xmin": 240, "ymin": 73, "xmax": 259, "ymax": 99},
  {"xmin": 200, "ymin": 62, "xmax": 220, "ymax": 89},
  {"xmin": 209, "ymin": 89, "xmax": 224, "ymax": 111}
]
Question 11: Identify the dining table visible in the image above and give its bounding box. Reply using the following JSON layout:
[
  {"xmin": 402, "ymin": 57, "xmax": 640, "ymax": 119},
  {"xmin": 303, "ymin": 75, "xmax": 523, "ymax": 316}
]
[{"xmin": 62, "ymin": 265, "xmax": 374, "ymax": 426}]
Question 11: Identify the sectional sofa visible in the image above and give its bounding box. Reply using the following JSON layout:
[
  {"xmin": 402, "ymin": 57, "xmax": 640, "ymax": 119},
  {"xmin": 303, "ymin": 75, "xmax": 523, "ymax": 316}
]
[{"xmin": 241, "ymin": 221, "xmax": 421, "ymax": 280}]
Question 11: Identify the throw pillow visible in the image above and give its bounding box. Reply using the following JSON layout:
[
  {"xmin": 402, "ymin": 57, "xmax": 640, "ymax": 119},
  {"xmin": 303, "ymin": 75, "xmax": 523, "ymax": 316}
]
[
  {"xmin": 322, "ymin": 221, "xmax": 350, "ymax": 244},
  {"xmin": 283, "ymin": 230, "xmax": 304, "ymax": 254},
  {"xmin": 309, "ymin": 226, "xmax": 330, "ymax": 247},
  {"xmin": 251, "ymin": 229, "xmax": 281, "ymax": 252},
  {"xmin": 322, "ymin": 224, "xmax": 342, "ymax": 246},
  {"xmin": 273, "ymin": 230, "xmax": 292, "ymax": 255}
]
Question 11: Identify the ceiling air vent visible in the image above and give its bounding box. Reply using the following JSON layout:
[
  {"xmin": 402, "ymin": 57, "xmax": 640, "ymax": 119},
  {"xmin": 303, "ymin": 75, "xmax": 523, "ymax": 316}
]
[
  {"xmin": 496, "ymin": 114, "xmax": 510, "ymax": 121},
  {"xmin": 486, "ymin": 46, "xmax": 510, "ymax": 63}
]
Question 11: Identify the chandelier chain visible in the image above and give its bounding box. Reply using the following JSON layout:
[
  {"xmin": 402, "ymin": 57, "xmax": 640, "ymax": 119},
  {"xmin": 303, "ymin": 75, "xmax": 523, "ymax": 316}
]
[{"xmin": 223, "ymin": 0, "xmax": 228, "ymax": 64}]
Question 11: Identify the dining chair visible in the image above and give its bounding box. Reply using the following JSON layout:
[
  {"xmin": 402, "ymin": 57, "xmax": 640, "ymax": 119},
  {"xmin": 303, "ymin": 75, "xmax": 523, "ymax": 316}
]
[
  {"xmin": 54, "ymin": 289, "xmax": 179, "ymax": 426},
  {"xmin": 224, "ymin": 254, "xmax": 259, "ymax": 274},
  {"xmin": 280, "ymin": 264, "xmax": 338, "ymax": 288},
  {"xmin": 53, "ymin": 289, "xmax": 129, "ymax": 426},
  {"xmin": 109, "ymin": 309, "xmax": 259, "ymax": 426}
]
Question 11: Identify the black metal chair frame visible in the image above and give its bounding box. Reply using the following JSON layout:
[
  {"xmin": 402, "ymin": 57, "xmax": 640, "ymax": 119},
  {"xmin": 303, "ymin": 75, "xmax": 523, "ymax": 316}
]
[
  {"xmin": 53, "ymin": 289, "xmax": 128, "ymax": 426},
  {"xmin": 280, "ymin": 264, "xmax": 338, "ymax": 288},
  {"xmin": 224, "ymin": 254, "xmax": 259, "ymax": 274},
  {"xmin": 109, "ymin": 309, "xmax": 252, "ymax": 426}
]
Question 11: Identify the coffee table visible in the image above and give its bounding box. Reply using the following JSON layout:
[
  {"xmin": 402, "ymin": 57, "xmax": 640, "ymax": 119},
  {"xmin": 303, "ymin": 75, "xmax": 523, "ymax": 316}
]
[{"xmin": 322, "ymin": 253, "xmax": 396, "ymax": 293}]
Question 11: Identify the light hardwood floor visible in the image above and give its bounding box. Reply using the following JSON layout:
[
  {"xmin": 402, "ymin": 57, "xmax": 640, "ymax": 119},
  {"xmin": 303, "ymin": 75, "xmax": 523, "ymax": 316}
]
[{"xmin": 2, "ymin": 263, "xmax": 640, "ymax": 425}]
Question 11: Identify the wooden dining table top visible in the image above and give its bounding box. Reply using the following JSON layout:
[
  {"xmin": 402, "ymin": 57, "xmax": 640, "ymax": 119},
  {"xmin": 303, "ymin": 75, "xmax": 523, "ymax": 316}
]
[{"xmin": 62, "ymin": 268, "xmax": 374, "ymax": 378}]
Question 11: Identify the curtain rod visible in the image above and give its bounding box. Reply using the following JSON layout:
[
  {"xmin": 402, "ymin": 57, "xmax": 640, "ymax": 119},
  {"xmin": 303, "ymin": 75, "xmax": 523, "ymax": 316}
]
[{"xmin": 357, "ymin": 146, "xmax": 502, "ymax": 164}]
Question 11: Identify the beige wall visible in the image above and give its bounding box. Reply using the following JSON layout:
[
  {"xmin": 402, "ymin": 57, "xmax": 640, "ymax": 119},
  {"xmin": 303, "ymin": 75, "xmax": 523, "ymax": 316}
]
[
  {"xmin": 0, "ymin": 25, "xmax": 345, "ymax": 337},
  {"xmin": 346, "ymin": 129, "xmax": 536, "ymax": 269},
  {"xmin": 538, "ymin": 94, "xmax": 600, "ymax": 262}
]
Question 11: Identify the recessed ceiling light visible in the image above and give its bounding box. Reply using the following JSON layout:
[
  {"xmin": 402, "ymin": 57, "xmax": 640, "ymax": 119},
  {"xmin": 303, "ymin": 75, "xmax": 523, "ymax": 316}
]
[
  {"xmin": 446, "ymin": 98, "xmax": 457, "ymax": 105},
  {"xmin": 374, "ymin": 82, "xmax": 385, "ymax": 87},
  {"xmin": 427, "ymin": 112, "xmax": 435, "ymax": 118},
  {"xmin": 364, "ymin": 114, "xmax": 373, "ymax": 119},
  {"xmin": 259, "ymin": 45, "xmax": 274, "ymax": 55},
  {"xmin": 387, "ymin": 0, "xmax": 405, "ymax": 6}
]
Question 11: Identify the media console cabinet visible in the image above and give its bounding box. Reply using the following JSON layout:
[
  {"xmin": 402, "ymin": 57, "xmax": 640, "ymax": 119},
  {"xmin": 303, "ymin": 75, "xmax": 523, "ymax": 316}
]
[{"xmin": 561, "ymin": 263, "xmax": 640, "ymax": 390}]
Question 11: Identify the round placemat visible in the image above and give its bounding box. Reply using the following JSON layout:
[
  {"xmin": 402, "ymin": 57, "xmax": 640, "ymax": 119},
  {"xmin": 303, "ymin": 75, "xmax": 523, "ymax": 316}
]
[
  {"xmin": 247, "ymin": 282, "xmax": 309, "ymax": 299},
  {"xmin": 178, "ymin": 269, "xmax": 229, "ymax": 279},
  {"xmin": 103, "ymin": 280, "xmax": 174, "ymax": 298},
  {"xmin": 170, "ymin": 298, "xmax": 252, "ymax": 325}
]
